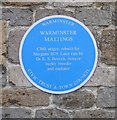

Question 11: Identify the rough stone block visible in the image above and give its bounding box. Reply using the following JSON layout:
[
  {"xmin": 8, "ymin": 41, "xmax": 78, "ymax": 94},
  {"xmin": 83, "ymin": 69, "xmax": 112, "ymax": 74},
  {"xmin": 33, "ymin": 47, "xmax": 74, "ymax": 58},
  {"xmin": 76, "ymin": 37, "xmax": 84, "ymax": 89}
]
[
  {"xmin": 100, "ymin": 29, "xmax": 116, "ymax": 65},
  {"xmin": 112, "ymin": 2, "xmax": 117, "ymax": 26},
  {"xmin": 0, "ymin": 65, "xmax": 2, "ymax": 87},
  {"xmin": 53, "ymin": 89, "xmax": 95, "ymax": 109},
  {"xmin": 35, "ymin": 108, "xmax": 69, "ymax": 118},
  {"xmin": 0, "ymin": 65, "xmax": 7, "ymax": 87},
  {"xmin": 95, "ymin": 3, "xmax": 116, "ymax": 26},
  {"xmin": 75, "ymin": 8, "xmax": 110, "ymax": 26},
  {"xmin": 112, "ymin": 10, "xmax": 117, "ymax": 26},
  {"xmin": 2, "ymin": 88, "xmax": 50, "ymax": 107},
  {"xmin": 53, "ymin": 2, "xmax": 93, "ymax": 7},
  {"xmin": 35, "ymin": 9, "xmax": 58, "ymax": 21},
  {"xmin": 86, "ymin": 26, "xmax": 101, "ymax": 48},
  {"xmin": 2, "ymin": 1, "xmax": 47, "ymax": 6},
  {"xmin": 2, "ymin": 108, "xmax": 32, "ymax": 118},
  {"xmin": 7, "ymin": 64, "xmax": 32, "ymax": 87},
  {"xmin": 85, "ymin": 64, "xmax": 115, "ymax": 86},
  {"xmin": 96, "ymin": 87, "xmax": 115, "ymax": 108},
  {"xmin": 0, "ymin": 21, "xmax": 6, "ymax": 64},
  {"xmin": 35, "ymin": 9, "xmax": 74, "ymax": 21},
  {"xmin": 57, "ymin": 9, "xmax": 75, "ymax": 17},
  {"xmin": 8, "ymin": 28, "xmax": 27, "ymax": 63},
  {"xmin": 2, "ymin": 8, "xmax": 33, "ymax": 26},
  {"xmin": 2, "ymin": 0, "xmax": 46, "ymax": 2},
  {"xmin": 95, "ymin": 2, "xmax": 111, "ymax": 11},
  {"xmin": 71, "ymin": 109, "xmax": 115, "ymax": 118}
]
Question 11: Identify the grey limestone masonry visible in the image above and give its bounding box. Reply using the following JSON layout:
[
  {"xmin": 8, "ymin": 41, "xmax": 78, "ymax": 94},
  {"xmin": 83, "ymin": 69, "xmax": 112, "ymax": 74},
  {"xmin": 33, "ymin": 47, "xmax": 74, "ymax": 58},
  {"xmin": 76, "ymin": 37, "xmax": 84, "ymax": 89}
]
[
  {"xmin": 2, "ymin": 8, "xmax": 33, "ymax": 26},
  {"xmin": 8, "ymin": 28, "xmax": 28, "ymax": 63},
  {"xmin": 2, "ymin": 108, "xmax": 32, "ymax": 118},
  {"xmin": 1, "ymin": 88, "xmax": 50, "ymax": 107},
  {"xmin": 53, "ymin": 89, "xmax": 96, "ymax": 109},
  {"xmin": 0, "ymin": 1, "xmax": 116, "ymax": 119},
  {"xmin": 35, "ymin": 108, "xmax": 69, "ymax": 118}
]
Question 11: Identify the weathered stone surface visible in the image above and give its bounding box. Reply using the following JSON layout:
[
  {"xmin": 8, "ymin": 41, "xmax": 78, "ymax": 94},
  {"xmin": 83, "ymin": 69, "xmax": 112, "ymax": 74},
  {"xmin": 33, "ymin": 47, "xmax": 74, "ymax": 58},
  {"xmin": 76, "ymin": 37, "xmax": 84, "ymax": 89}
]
[
  {"xmin": 2, "ymin": 0, "xmax": 36, "ymax": 1},
  {"xmin": 0, "ymin": 21, "xmax": 3, "ymax": 63},
  {"xmin": 100, "ymin": 29, "xmax": 116, "ymax": 65},
  {"xmin": 35, "ymin": 9, "xmax": 58, "ymax": 21},
  {"xmin": 71, "ymin": 109, "xmax": 115, "ymax": 118},
  {"xmin": 0, "ymin": 1, "xmax": 2, "ymax": 6},
  {"xmin": 85, "ymin": 64, "xmax": 115, "ymax": 86},
  {"xmin": 0, "ymin": 21, "xmax": 6, "ymax": 64},
  {"xmin": 75, "ymin": 8, "xmax": 110, "ymax": 26},
  {"xmin": 2, "ymin": 108, "xmax": 32, "ymax": 118},
  {"xmin": 7, "ymin": 64, "xmax": 32, "ymax": 87},
  {"xmin": 53, "ymin": 2, "xmax": 93, "ymax": 7},
  {"xmin": 35, "ymin": 9, "xmax": 74, "ymax": 21},
  {"xmin": 2, "ymin": 8, "xmax": 33, "ymax": 26},
  {"xmin": 112, "ymin": 2, "xmax": 117, "ymax": 26},
  {"xmin": 8, "ymin": 28, "xmax": 27, "ymax": 63},
  {"xmin": 96, "ymin": 87, "xmax": 115, "ymax": 108},
  {"xmin": 2, "ymin": 88, "xmax": 50, "ymax": 107},
  {"xmin": 0, "ymin": 65, "xmax": 2, "ymax": 87},
  {"xmin": 2, "ymin": 1, "xmax": 47, "ymax": 6},
  {"xmin": 0, "ymin": 65, "xmax": 7, "ymax": 87},
  {"xmin": 86, "ymin": 26, "xmax": 101, "ymax": 48},
  {"xmin": 112, "ymin": 10, "xmax": 117, "ymax": 26},
  {"xmin": 2, "ymin": 0, "xmax": 117, "ymax": 2},
  {"xmin": 95, "ymin": 2, "xmax": 111, "ymax": 11},
  {"xmin": 57, "ymin": 9, "xmax": 74, "ymax": 17},
  {"xmin": 35, "ymin": 108, "xmax": 69, "ymax": 118},
  {"xmin": 53, "ymin": 90, "xmax": 95, "ymax": 109},
  {"xmin": 99, "ymin": 3, "xmax": 116, "ymax": 26}
]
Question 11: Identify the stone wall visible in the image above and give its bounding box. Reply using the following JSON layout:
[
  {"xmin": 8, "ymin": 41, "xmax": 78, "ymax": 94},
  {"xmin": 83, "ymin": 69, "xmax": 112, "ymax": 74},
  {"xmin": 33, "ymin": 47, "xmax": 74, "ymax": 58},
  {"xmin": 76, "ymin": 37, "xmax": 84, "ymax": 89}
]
[{"xmin": 0, "ymin": 1, "xmax": 116, "ymax": 119}]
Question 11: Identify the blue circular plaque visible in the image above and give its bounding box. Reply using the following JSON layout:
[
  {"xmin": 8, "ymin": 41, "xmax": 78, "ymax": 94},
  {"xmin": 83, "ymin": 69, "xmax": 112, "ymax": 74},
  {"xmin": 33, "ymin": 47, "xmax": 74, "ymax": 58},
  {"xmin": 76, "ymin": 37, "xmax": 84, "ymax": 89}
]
[{"xmin": 19, "ymin": 15, "xmax": 98, "ymax": 94}]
